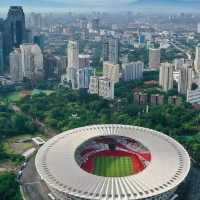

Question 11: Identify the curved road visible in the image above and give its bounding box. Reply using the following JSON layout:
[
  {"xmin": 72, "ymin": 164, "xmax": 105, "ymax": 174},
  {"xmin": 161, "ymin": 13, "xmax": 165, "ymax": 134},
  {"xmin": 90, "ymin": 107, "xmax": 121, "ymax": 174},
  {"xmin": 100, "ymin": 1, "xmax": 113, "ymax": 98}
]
[{"xmin": 21, "ymin": 156, "xmax": 51, "ymax": 200}]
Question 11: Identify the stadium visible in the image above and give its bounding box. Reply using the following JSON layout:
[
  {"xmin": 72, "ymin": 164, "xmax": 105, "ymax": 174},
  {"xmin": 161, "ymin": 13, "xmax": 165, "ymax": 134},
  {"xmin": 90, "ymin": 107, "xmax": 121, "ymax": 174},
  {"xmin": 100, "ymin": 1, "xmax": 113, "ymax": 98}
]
[{"xmin": 35, "ymin": 124, "xmax": 191, "ymax": 200}]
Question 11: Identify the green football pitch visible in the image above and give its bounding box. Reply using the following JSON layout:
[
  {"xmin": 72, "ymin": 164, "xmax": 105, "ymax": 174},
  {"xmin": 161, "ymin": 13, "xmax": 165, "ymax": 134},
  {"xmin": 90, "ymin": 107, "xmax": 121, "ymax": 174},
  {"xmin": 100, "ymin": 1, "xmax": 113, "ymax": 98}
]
[{"xmin": 93, "ymin": 156, "xmax": 133, "ymax": 177}]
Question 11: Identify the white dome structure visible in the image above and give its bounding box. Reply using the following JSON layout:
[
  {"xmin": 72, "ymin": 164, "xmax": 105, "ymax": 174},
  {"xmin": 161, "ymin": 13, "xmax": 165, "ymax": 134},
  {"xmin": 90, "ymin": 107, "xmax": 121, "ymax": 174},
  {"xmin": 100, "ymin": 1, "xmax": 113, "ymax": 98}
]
[{"xmin": 35, "ymin": 124, "xmax": 190, "ymax": 200}]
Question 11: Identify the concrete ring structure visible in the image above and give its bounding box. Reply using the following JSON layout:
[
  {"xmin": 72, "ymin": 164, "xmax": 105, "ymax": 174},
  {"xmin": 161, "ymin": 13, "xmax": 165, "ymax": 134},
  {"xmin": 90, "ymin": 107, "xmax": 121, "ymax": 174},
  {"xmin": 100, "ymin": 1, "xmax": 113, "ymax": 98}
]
[{"xmin": 35, "ymin": 124, "xmax": 191, "ymax": 200}]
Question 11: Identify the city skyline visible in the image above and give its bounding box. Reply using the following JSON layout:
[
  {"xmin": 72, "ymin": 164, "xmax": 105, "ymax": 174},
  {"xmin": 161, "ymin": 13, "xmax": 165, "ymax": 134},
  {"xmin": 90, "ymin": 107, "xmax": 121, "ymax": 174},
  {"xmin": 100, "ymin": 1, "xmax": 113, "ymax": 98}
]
[{"xmin": 0, "ymin": 0, "xmax": 200, "ymax": 13}]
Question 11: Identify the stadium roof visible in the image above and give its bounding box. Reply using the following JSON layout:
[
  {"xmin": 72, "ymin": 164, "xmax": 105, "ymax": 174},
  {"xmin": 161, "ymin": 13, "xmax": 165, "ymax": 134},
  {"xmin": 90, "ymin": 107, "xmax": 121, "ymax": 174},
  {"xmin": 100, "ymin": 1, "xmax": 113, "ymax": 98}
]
[{"xmin": 35, "ymin": 124, "xmax": 190, "ymax": 200}]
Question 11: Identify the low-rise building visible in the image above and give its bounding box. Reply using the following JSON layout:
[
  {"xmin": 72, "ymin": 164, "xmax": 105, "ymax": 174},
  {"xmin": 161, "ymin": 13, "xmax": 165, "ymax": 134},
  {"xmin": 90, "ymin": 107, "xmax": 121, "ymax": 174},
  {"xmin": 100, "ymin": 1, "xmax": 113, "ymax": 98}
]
[
  {"xmin": 187, "ymin": 88, "xmax": 200, "ymax": 105},
  {"xmin": 134, "ymin": 92, "xmax": 148, "ymax": 105},
  {"xmin": 150, "ymin": 94, "xmax": 164, "ymax": 106},
  {"xmin": 168, "ymin": 96, "xmax": 182, "ymax": 106}
]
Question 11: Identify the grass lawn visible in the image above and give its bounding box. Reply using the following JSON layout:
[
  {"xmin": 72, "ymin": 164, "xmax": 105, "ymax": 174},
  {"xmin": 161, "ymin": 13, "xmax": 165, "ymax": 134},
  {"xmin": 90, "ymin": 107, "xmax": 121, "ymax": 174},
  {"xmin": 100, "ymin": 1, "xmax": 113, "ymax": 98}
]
[
  {"xmin": 5, "ymin": 92, "xmax": 22, "ymax": 102},
  {"xmin": 1, "ymin": 89, "xmax": 55, "ymax": 103},
  {"xmin": 93, "ymin": 156, "xmax": 133, "ymax": 177},
  {"xmin": 3, "ymin": 135, "xmax": 34, "ymax": 155}
]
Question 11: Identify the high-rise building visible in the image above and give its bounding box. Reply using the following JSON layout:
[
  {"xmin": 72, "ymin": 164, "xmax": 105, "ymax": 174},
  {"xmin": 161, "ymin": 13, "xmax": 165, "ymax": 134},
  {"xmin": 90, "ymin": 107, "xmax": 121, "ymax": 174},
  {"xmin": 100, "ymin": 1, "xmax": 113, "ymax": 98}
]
[
  {"xmin": 138, "ymin": 34, "xmax": 145, "ymax": 46},
  {"xmin": 44, "ymin": 53, "xmax": 57, "ymax": 79},
  {"xmin": 149, "ymin": 48, "xmax": 160, "ymax": 69},
  {"xmin": 109, "ymin": 38, "xmax": 119, "ymax": 64},
  {"xmin": 103, "ymin": 62, "xmax": 120, "ymax": 84},
  {"xmin": 29, "ymin": 12, "xmax": 42, "ymax": 30},
  {"xmin": 33, "ymin": 35, "xmax": 44, "ymax": 51},
  {"xmin": 159, "ymin": 63, "xmax": 173, "ymax": 92},
  {"xmin": 78, "ymin": 54, "xmax": 90, "ymax": 68},
  {"xmin": 66, "ymin": 40, "xmax": 79, "ymax": 89},
  {"xmin": 174, "ymin": 58, "xmax": 184, "ymax": 70},
  {"xmin": 25, "ymin": 29, "xmax": 32, "ymax": 43},
  {"xmin": 20, "ymin": 44, "xmax": 44, "ymax": 80},
  {"xmin": 91, "ymin": 18, "xmax": 100, "ymax": 31},
  {"xmin": 89, "ymin": 76, "xmax": 114, "ymax": 100},
  {"xmin": 0, "ymin": 32, "xmax": 3, "ymax": 73},
  {"xmin": 89, "ymin": 76, "xmax": 99, "ymax": 95},
  {"xmin": 178, "ymin": 64, "xmax": 192, "ymax": 95},
  {"xmin": 3, "ymin": 6, "xmax": 26, "ymax": 64},
  {"xmin": 9, "ymin": 48, "xmax": 23, "ymax": 82},
  {"xmin": 99, "ymin": 77, "xmax": 114, "ymax": 100},
  {"xmin": 102, "ymin": 39, "xmax": 109, "ymax": 62},
  {"xmin": 66, "ymin": 67, "xmax": 78, "ymax": 89},
  {"xmin": 197, "ymin": 23, "xmax": 200, "ymax": 34},
  {"xmin": 194, "ymin": 44, "xmax": 200, "ymax": 73},
  {"xmin": 77, "ymin": 68, "xmax": 95, "ymax": 89},
  {"xmin": 122, "ymin": 61, "xmax": 144, "ymax": 82},
  {"xmin": 67, "ymin": 40, "xmax": 79, "ymax": 68}
]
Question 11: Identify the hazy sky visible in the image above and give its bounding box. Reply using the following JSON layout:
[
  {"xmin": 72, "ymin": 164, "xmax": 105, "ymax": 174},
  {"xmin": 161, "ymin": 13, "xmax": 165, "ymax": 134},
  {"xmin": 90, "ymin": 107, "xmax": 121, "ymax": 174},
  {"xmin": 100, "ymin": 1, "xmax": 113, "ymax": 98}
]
[{"xmin": 0, "ymin": 0, "xmax": 200, "ymax": 13}]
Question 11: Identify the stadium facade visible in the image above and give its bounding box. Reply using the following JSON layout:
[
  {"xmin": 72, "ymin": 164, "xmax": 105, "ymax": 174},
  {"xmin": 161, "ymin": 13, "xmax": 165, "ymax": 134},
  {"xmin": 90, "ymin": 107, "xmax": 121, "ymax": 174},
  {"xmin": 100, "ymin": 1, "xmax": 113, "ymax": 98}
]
[{"xmin": 35, "ymin": 124, "xmax": 190, "ymax": 200}]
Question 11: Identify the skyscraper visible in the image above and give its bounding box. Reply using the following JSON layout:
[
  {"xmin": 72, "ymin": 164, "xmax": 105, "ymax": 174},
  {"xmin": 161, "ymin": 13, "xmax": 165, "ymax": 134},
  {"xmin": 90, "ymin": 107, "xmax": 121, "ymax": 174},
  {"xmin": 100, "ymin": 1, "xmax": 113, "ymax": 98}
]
[
  {"xmin": 194, "ymin": 44, "xmax": 200, "ymax": 73},
  {"xmin": 122, "ymin": 61, "xmax": 144, "ymax": 82},
  {"xmin": 3, "ymin": 6, "xmax": 26, "ymax": 65},
  {"xmin": 149, "ymin": 48, "xmax": 160, "ymax": 69},
  {"xmin": 178, "ymin": 64, "xmax": 192, "ymax": 95},
  {"xmin": 91, "ymin": 18, "xmax": 100, "ymax": 32},
  {"xmin": 78, "ymin": 54, "xmax": 90, "ymax": 68},
  {"xmin": 159, "ymin": 63, "xmax": 173, "ymax": 92},
  {"xmin": 102, "ymin": 39, "xmax": 109, "ymax": 62},
  {"xmin": 29, "ymin": 12, "xmax": 42, "ymax": 30},
  {"xmin": 197, "ymin": 23, "xmax": 200, "ymax": 34},
  {"xmin": 77, "ymin": 67, "xmax": 95, "ymax": 89},
  {"xmin": 0, "ymin": 32, "xmax": 3, "ymax": 73},
  {"xmin": 109, "ymin": 38, "xmax": 119, "ymax": 64},
  {"xmin": 103, "ymin": 62, "xmax": 120, "ymax": 84},
  {"xmin": 67, "ymin": 40, "xmax": 79, "ymax": 68},
  {"xmin": 33, "ymin": 35, "xmax": 44, "ymax": 51},
  {"xmin": 66, "ymin": 40, "xmax": 79, "ymax": 89},
  {"xmin": 9, "ymin": 48, "xmax": 23, "ymax": 82},
  {"xmin": 20, "ymin": 44, "xmax": 44, "ymax": 80}
]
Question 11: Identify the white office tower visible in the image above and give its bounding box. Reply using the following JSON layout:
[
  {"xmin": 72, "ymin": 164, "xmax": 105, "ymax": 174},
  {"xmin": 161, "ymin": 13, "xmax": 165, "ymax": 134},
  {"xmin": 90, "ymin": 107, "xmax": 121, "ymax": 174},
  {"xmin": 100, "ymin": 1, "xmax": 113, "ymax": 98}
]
[
  {"xmin": 9, "ymin": 49, "xmax": 23, "ymax": 82},
  {"xmin": 194, "ymin": 44, "xmax": 200, "ymax": 73},
  {"xmin": 178, "ymin": 64, "xmax": 193, "ymax": 95},
  {"xmin": 66, "ymin": 41, "xmax": 79, "ymax": 89},
  {"xmin": 20, "ymin": 44, "xmax": 44, "ymax": 80},
  {"xmin": 174, "ymin": 58, "xmax": 184, "ymax": 70},
  {"xmin": 67, "ymin": 41, "xmax": 79, "ymax": 68},
  {"xmin": 197, "ymin": 23, "xmax": 200, "ymax": 33},
  {"xmin": 149, "ymin": 48, "xmax": 160, "ymax": 69},
  {"xmin": 77, "ymin": 68, "xmax": 95, "ymax": 89},
  {"xmin": 103, "ymin": 62, "xmax": 120, "ymax": 84},
  {"xmin": 31, "ymin": 45, "xmax": 44, "ymax": 79},
  {"xmin": 159, "ymin": 63, "xmax": 173, "ymax": 92},
  {"xmin": 122, "ymin": 61, "xmax": 144, "ymax": 81},
  {"xmin": 66, "ymin": 67, "xmax": 77, "ymax": 89},
  {"xmin": 89, "ymin": 76, "xmax": 114, "ymax": 100}
]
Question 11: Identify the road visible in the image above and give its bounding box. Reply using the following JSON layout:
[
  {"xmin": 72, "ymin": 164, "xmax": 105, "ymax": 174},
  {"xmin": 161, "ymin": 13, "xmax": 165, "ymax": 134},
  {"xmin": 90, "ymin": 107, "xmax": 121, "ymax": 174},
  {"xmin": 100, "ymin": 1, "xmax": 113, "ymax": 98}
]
[
  {"xmin": 170, "ymin": 41, "xmax": 192, "ymax": 60},
  {"xmin": 21, "ymin": 156, "xmax": 51, "ymax": 200}
]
